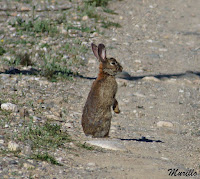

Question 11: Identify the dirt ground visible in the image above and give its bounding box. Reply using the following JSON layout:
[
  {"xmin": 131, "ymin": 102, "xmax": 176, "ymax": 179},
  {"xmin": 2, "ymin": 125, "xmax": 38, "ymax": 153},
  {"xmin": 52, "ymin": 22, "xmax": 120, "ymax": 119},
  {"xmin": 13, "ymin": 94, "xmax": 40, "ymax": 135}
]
[
  {"xmin": 77, "ymin": 0, "xmax": 200, "ymax": 178},
  {"xmin": 0, "ymin": 0, "xmax": 200, "ymax": 178}
]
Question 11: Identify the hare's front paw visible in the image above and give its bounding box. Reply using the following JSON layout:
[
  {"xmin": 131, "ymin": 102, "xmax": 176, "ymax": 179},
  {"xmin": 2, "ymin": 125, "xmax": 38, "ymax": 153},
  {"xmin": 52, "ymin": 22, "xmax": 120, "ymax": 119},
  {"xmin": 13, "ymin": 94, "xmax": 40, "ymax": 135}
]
[
  {"xmin": 113, "ymin": 99, "xmax": 120, "ymax": 114},
  {"xmin": 114, "ymin": 107, "xmax": 120, "ymax": 114}
]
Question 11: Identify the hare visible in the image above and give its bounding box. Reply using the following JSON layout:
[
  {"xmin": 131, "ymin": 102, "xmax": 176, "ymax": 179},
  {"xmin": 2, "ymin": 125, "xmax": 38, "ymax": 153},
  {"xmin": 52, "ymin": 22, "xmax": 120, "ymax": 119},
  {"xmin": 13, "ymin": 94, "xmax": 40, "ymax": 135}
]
[{"xmin": 81, "ymin": 43, "xmax": 123, "ymax": 138}]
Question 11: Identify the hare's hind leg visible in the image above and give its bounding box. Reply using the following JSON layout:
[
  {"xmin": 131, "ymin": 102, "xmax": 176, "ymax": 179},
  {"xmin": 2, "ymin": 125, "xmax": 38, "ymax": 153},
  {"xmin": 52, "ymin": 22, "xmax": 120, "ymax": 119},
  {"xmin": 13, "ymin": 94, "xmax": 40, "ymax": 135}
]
[{"xmin": 113, "ymin": 99, "xmax": 120, "ymax": 114}]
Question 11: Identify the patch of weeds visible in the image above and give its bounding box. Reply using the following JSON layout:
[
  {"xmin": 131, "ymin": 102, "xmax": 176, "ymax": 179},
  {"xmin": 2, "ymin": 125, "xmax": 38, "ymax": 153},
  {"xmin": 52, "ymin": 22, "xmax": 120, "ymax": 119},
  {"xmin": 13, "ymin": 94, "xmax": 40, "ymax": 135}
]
[
  {"xmin": 85, "ymin": 0, "xmax": 111, "ymax": 7},
  {"xmin": 16, "ymin": 53, "xmax": 32, "ymax": 66},
  {"xmin": 2, "ymin": 53, "xmax": 32, "ymax": 67},
  {"xmin": 0, "ymin": 149, "xmax": 21, "ymax": 157},
  {"xmin": 0, "ymin": 29, "xmax": 5, "ymax": 35},
  {"xmin": 0, "ymin": 110, "xmax": 12, "ymax": 126},
  {"xmin": 101, "ymin": 21, "xmax": 121, "ymax": 28},
  {"xmin": 18, "ymin": 121, "xmax": 72, "ymax": 150},
  {"xmin": 41, "ymin": 56, "xmax": 73, "ymax": 81},
  {"xmin": 9, "ymin": 17, "xmax": 58, "ymax": 36},
  {"xmin": 65, "ymin": 42, "xmax": 88, "ymax": 56},
  {"xmin": 79, "ymin": 3, "xmax": 102, "ymax": 22},
  {"xmin": 40, "ymin": 43, "xmax": 50, "ymax": 48},
  {"xmin": 0, "ymin": 45, "xmax": 6, "ymax": 55},
  {"xmin": 14, "ymin": 0, "xmax": 30, "ymax": 3},
  {"xmin": 103, "ymin": 7, "xmax": 118, "ymax": 15},
  {"xmin": 31, "ymin": 152, "xmax": 62, "ymax": 166},
  {"xmin": 77, "ymin": 142, "xmax": 94, "ymax": 150},
  {"xmin": 11, "ymin": 39, "xmax": 35, "ymax": 45},
  {"xmin": 191, "ymin": 129, "xmax": 200, "ymax": 136}
]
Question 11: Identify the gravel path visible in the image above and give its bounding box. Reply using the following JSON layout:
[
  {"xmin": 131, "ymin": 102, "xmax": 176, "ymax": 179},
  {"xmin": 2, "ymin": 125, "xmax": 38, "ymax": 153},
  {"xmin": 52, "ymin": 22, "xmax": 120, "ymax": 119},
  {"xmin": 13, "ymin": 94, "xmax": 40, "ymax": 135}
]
[{"xmin": 0, "ymin": 0, "xmax": 200, "ymax": 178}]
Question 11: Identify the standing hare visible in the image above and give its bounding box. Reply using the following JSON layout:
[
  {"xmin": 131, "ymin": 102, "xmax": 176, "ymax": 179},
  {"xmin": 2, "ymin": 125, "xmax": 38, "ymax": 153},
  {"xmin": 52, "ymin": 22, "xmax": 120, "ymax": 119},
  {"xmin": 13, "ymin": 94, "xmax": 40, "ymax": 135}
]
[{"xmin": 82, "ymin": 43, "xmax": 123, "ymax": 138}]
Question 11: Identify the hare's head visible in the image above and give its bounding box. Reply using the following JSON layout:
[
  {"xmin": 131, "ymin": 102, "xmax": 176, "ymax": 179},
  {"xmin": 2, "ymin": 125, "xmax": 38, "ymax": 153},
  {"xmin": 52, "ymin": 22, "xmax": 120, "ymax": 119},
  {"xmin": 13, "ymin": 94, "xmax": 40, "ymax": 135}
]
[{"xmin": 91, "ymin": 43, "xmax": 123, "ymax": 76}]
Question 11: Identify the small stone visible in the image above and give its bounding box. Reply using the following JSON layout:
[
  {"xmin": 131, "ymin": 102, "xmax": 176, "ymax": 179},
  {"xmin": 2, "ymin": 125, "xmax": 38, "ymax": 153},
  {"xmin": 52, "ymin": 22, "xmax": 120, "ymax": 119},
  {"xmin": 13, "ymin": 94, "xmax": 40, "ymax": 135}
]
[
  {"xmin": 33, "ymin": 116, "xmax": 42, "ymax": 121},
  {"xmin": 159, "ymin": 48, "xmax": 168, "ymax": 52},
  {"xmin": 0, "ymin": 139, "xmax": 4, "ymax": 144},
  {"xmin": 1, "ymin": 103, "xmax": 18, "ymax": 112},
  {"xmin": 157, "ymin": 121, "xmax": 173, "ymax": 128},
  {"xmin": 45, "ymin": 114, "xmax": 60, "ymax": 121},
  {"xmin": 88, "ymin": 58, "xmax": 96, "ymax": 64},
  {"xmin": 179, "ymin": 89, "xmax": 184, "ymax": 93},
  {"xmin": 136, "ymin": 69, "xmax": 144, "ymax": 73},
  {"xmin": 20, "ymin": 6, "xmax": 30, "ymax": 11},
  {"xmin": 22, "ymin": 145, "xmax": 32, "ymax": 156},
  {"xmin": 119, "ymin": 16, "xmax": 123, "ymax": 20},
  {"xmin": 133, "ymin": 93, "xmax": 146, "ymax": 98},
  {"xmin": 161, "ymin": 157, "xmax": 169, "ymax": 160},
  {"xmin": 65, "ymin": 122, "xmax": 73, "ymax": 128},
  {"xmin": 87, "ymin": 162, "xmax": 96, "ymax": 167},
  {"xmin": 23, "ymin": 162, "xmax": 35, "ymax": 169},
  {"xmin": 90, "ymin": 32, "xmax": 99, "ymax": 38},
  {"xmin": 135, "ymin": 59, "xmax": 141, "ymax": 63},
  {"xmin": 86, "ymin": 139, "xmax": 126, "ymax": 151},
  {"xmin": 142, "ymin": 76, "xmax": 160, "ymax": 82},
  {"xmin": 9, "ymin": 27, "xmax": 16, "ymax": 31},
  {"xmin": 4, "ymin": 124, "xmax": 9, "ymax": 128},
  {"xmin": 8, "ymin": 141, "xmax": 20, "ymax": 151},
  {"xmin": 82, "ymin": 15, "xmax": 89, "ymax": 21}
]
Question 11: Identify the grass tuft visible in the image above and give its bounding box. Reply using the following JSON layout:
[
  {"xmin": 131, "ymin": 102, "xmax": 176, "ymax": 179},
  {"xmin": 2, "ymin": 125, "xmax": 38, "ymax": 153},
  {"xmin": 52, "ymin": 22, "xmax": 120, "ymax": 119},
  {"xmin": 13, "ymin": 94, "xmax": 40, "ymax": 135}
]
[
  {"xmin": 0, "ymin": 46, "xmax": 6, "ymax": 55},
  {"xmin": 31, "ymin": 152, "xmax": 63, "ymax": 166},
  {"xmin": 18, "ymin": 122, "xmax": 72, "ymax": 150}
]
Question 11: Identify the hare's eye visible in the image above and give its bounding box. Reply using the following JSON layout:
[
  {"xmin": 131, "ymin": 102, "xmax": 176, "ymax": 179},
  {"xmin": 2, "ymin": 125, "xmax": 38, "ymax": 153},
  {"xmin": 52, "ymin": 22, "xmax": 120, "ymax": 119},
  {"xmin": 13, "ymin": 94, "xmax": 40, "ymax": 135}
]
[{"xmin": 110, "ymin": 62, "xmax": 116, "ymax": 66}]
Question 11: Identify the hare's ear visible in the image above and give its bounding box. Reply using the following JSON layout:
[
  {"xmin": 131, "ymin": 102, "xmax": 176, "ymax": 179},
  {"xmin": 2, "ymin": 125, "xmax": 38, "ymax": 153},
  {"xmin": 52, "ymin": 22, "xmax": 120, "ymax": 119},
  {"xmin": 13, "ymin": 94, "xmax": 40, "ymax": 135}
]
[
  {"xmin": 98, "ymin": 44, "xmax": 106, "ymax": 62},
  {"xmin": 91, "ymin": 43, "xmax": 99, "ymax": 59}
]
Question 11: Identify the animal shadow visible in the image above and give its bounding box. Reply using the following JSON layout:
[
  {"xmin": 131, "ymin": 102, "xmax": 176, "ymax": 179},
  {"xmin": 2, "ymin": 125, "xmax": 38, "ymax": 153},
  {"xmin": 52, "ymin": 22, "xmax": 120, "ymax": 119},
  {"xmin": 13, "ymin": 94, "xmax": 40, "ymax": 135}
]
[{"xmin": 119, "ymin": 136, "xmax": 164, "ymax": 143}]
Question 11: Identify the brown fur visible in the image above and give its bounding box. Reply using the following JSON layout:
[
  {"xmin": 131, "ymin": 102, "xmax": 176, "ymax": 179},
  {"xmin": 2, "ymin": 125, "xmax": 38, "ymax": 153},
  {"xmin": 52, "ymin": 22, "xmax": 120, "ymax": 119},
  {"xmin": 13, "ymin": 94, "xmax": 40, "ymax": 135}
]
[{"xmin": 81, "ymin": 43, "xmax": 123, "ymax": 138}]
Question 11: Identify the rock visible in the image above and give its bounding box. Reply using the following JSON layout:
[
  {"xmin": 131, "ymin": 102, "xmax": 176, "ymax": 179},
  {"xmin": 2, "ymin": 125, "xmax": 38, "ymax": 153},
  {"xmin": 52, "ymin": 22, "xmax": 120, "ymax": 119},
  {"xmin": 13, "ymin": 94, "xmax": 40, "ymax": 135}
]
[
  {"xmin": 64, "ymin": 122, "xmax": 73, "ymax": 128},
  {"xmin": 87, "ymin": 162, "xmax": 96, "ymax": 167},
  {"xmin": 4, "ymin": 124, "xmax": 9, "ymax": 128},
  {"xmin": 136, "ymin": 69, "xmax": 144, "ymax": 73},
  {"xmin": 133, "ymin": 92, "xmax": 146, "ymax": 98},
  {"xmin": 159, "ymin": 48, "xmax": 168, "ymax": 52},
  {"xmin": 23, "ymin": 162, "xmax": 35, "ymax": 169},
  {"xmin": 20, "ymin": 6, "xmax": 30, "ymax": 11},
  {"xmin": 142, "ymin": 76, "xmax": 160, "ymax": 82},
  {"xmin": 8, "ymin": 141, "xmax": 20, "ymax": 151},
  {"xmin": 157, "ymin": 121, "xmax": 173, "ymax": 128},
  {"xmin": 45, "ymin": 114, "xmax": 60, "ymax": 121},
  {"xmin": 82, "ymin": 15, "xmax": 89, "ymax": 21},
  {"xmin": 1, "ymin": 103, "xmax": 18, "ymax": 112},
  {"xmin": 0, "ymin": 139, "xmax": 4, "ymax": 144},
  {"xmin": 90, "ymin": 32, "xmax": 99, "ymax": 38},
  {"xmin": 22, "ymin": 145, "xmax": 32, "ymax": 156},
  {"xmin": 86, "ymin": 139, "xmax": 126, "ymax": 151}
]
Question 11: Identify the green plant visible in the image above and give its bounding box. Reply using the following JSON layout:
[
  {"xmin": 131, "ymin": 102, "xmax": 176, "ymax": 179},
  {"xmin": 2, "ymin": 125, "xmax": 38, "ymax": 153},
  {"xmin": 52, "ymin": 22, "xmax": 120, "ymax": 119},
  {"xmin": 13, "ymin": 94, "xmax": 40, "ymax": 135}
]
[
  {"xmin": 16, "ymin": 53, "xmax": 32, "ymax": 66},
  {"xmin": 0, "ymin": 46, "xmax": 6, "ymax": 55},
  {"xmin": 19, "ymin": 122, "xmax": 72, "ymax": 150},
  {"xmin": 77, "ymin": 142, "xmax": 94, "ymax": 150},
  {"xmin": 101, "ymin": 21, "xmax": 121, "ymax": 28},
  {"xmin": 85, "ymin": 0, "xmax": 111, "ymax": 7},
  {"xmin": 10, "ymin": 17, "xmax": 58, "ymax": 35},
  {"xmin": 31, "ymin": 152, "xmax": 62, "ymax": 166},
  {"xmin": 41, "ymin": 56, "xmax": 73, "ymax": 81},
  {"xmin": 103, "ymin": 7, "xmax": 118, "ymax": 15},
  {"xmin": 79, "ymin": 3, "xmax": 102, "ymax": 22}
]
